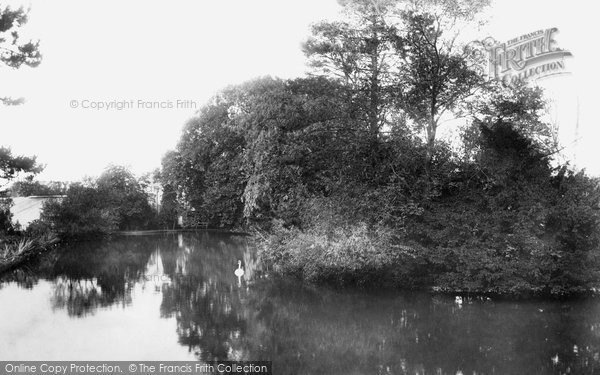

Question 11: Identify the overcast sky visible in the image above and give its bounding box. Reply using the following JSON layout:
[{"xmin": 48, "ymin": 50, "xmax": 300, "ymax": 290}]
[{"xmin": 0, "ymin": 0, "xmax": 598, "ymax": 181}]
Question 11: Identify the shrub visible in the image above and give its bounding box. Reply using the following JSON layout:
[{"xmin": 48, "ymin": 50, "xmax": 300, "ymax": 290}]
[
  {"xmin": 258, "ymin": 220, "xmax": 421, "ymax": 288},
  {"xmin": 40, "ymin": 166, "xmax": 159, "ymax": 237},
  {"xmin": 41, "ymin": 184, "xmax": 119, "ymax": 238}
]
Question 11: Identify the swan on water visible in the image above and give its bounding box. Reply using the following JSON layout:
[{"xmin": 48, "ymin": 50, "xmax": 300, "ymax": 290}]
[{"xmin": 235, "ymin": 260, "xmax": 244, "ymax": 277}]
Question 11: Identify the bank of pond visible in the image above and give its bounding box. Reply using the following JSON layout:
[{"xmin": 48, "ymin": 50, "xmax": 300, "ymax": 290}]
[
  {"xmin": 0, "ymin": 234, "xmax": 59, "ymax": 274},
  {"xmin": 1, "ymin": 228, "xmax": 599, "ymax": 299}
]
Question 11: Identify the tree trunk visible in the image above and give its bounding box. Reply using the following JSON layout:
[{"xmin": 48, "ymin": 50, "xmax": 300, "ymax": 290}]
[
  {"xmin": 368, "ymin": 13, "xmax": 380, "ymax": 142},
  {"xmin": 426, "ymin": 102, "xmax": 437, "ymax": 159}
]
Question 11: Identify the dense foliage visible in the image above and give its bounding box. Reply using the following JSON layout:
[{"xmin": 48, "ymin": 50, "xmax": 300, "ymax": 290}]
[
  {"xmin": 41, "ymin": 166, "xmax": 157, "ymax": 237},
  {"xmin": 161, "ymin": 70, "xmax": 600, "ymax": 295},
  {"xmin": 157, "ymin": 1, "xmax": 599, "ymax": 295}
]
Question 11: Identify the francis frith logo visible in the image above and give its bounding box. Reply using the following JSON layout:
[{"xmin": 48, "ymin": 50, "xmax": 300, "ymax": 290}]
[{"xmin": 485, "ymin": 28, "xmax": 572, "ymax": 85}]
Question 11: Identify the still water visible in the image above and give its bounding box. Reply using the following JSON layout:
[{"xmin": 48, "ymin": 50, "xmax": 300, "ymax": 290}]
[{"xmin": 1, "ymin": 233, "xmax": 600, "ymax": 374}]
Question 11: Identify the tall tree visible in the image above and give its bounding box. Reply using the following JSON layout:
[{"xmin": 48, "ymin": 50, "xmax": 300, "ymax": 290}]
[
  {"xmin": 162, "ymin": 77, "xmax": 353, "ymax": 226},
  {"xmin": 305, "ymin": 0, "xmax": 489, "ymax": 155},
  {"xmin": 162, "ymin": 93, "xmax": 246, "ymax": 228},
  {"xmin": 303, "ymin": 0, "xmax": 399, "ymax": 140},
  {"xmin": 393, "ymin": 10, "xmax": 486, "ymax": 156}
]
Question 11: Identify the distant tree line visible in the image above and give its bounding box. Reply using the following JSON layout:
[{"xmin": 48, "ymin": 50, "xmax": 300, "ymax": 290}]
[
  {"xmin": 1, "ymin": 162, "xmax": 165, "ymax": 239},
  {"xmin": 36, "ymin": 166, "xmax": 159, "ymax": 237},
  {"xmin": 10, "ymin": 180, "xmax": 68, "ymax": 196}
]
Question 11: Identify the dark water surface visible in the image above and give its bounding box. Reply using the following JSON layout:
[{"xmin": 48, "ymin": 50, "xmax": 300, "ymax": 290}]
[{"xmin": 1, "ymin": 233, "xmax": 600, "ymax": 374}]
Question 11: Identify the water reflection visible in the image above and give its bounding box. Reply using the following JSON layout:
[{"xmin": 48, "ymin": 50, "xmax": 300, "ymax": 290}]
[
  {"xmin": 1, "ymin": 233, "xmax": 600, "ymax": 373},
  {"xmin": 158, "ymin": 234, "xmax": 252, "ymax": 361}
]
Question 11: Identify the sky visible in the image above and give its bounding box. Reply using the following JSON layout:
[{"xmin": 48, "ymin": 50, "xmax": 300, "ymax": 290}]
[{"xmin": 0, "ymin": 0, "xmax": 598, "ymax": 181}]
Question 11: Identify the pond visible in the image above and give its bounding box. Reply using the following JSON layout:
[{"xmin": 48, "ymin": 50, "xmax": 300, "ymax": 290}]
[{"xmin": 1, "ymin": 233, "xmax": 599, "ymax": 374}]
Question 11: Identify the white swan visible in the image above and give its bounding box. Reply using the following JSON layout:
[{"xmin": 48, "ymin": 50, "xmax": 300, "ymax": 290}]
[
  {"xmin": 234, "ymin": 260, "xmax": 244, "ymax": 287},
  {"xmin": 234, "ymin": 260, "xmax": 244, "ymax": 277}
]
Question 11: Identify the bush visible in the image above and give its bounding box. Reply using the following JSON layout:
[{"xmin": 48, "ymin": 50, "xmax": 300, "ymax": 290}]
[
  {"xmin": 258, "ymin": 220, "xmax": 422, "ymax": 288},
  {"xmin": 405, "ymin": 123, "xmax": 600, "ymax": 296},
  {"xmin": 23, "ymin": 219, "xmax": 53, "ymax": 238},
  {"xmin": 41, "ymin": 184, "xmax": 119, "ymax": 238},
  {"xmin": 40, "ymin": 166, "xmax": 159, "ymax": 237}
]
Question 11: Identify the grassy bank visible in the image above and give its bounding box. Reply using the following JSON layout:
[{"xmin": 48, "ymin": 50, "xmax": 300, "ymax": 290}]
[
  {"xmin": 256, "ymin": 221, "xmax": 428, "ymax": 289},
  {"xmin": 255, "ymin": 216, "xmax": 600, "ymax": 297}
]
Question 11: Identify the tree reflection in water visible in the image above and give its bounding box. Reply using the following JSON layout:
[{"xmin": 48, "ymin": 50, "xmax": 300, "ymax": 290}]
[
  {"xmin": 156, "ymin": 234, "xmax": 600, "ymax": 374},
  {"xmin": 159, "ymin": 233, "xmax": 255, "ymax": 361},
  {"xmin": 1, "ymin": 236, "xmax": 157, "ymax": 316},
  {"xmin": 3, "ymin": 233, "xmax": 600, "ymax": 374},
  {"xmin": 48, "ymin": 238, "xmax": 157, "ymax": 316}
]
